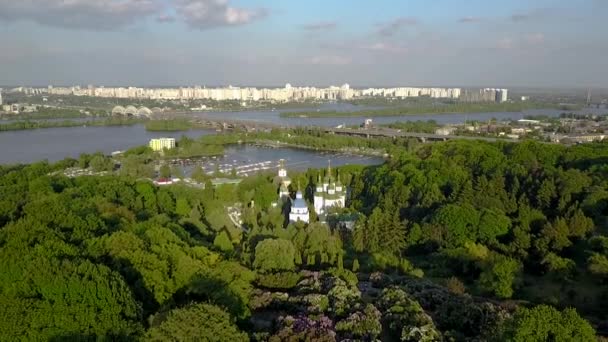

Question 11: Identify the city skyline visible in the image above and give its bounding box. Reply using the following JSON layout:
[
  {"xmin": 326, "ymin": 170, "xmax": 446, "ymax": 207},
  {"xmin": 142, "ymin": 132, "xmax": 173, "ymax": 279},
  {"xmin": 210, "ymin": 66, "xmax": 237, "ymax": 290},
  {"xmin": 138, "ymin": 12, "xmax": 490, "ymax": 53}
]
[{"xmin": 0, "ymin": 0, "xmax": 607, "ymax": 87}]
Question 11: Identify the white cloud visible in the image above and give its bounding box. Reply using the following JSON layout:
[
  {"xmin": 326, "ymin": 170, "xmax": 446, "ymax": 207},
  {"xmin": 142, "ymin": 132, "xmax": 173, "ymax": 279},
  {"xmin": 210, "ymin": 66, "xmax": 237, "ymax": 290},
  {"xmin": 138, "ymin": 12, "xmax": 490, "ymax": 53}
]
[
  {"xmin": 0, "ymin": 0, "xmax": 267, "ymax": 30},
  {"xmin": 173, "ymin": 0, "xmax": 267, "ymax": 29},
  {"xmin": 0, "ymin": 0, "xmax": 160, "ymax": 30}
]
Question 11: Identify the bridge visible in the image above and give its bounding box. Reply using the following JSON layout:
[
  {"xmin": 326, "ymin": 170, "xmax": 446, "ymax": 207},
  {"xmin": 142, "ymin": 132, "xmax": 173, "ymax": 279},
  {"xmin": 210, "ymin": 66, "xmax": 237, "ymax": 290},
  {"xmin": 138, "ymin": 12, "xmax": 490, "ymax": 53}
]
[
  {"xmin": 187, "ymin": 117, "xmax": 517, "ymax": 143},
  {"xmin": 191, "ymin": 117, "xmax": 286, "ymax": 131},
  {"xmin": 325, "ymin": 128, "xmax": 514, "ymax": 143},
  {"xmin": 111, "ymin": 105, "xmax": 158, "ymax": 117}
]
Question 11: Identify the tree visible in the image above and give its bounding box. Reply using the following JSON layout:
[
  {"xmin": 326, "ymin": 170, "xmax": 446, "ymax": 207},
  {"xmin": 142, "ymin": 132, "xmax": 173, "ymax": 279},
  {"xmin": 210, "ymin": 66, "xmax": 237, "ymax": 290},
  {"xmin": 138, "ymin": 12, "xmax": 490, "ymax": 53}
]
[
  {"xmin": 159, "ymin": 164, "xmax": 171, "ymax": 179},
  {"xmin": 479, "ymin": 255, "xmax": 521, "ymax": 299},
  {"xmin": 214, "ymin": 231, "xmax": 234, "ymax": 253},
  {"xmin": 146, "ymin": 303, "xmax": 248, "ymax": 341},
  {"xmin": 352, "ymin": 216, "xmax": 366, "ymax": 252},
  {"xmin": 352, "ymin": 259, "xmax": 360, "ymax": 272},
  {"xmin": 378, "ymin": 202, "xmax": 406, "ymax": 255},
  {"xmin": 253, "ymin": 239, "xmax": 296, "ymax": 273},
  {"xmin": 588, "ymin": 253, "xmax": 608, "ymax": 277},
  {"xmin": 432, "ymin": 204, "xmax": 480, "ymax": 247},
  {"xmin": 499, "ymin": 305, "xmax": 595, "ymax": 342},
  {"xmin": 175, "ymin": 197, "xmax": 191, "ymax": 217},
  {"xmin": 0, "ymin": 256, "xmax": 142, "ymax": 341},
  {"xmin": 477, "ymin": 208, "xmax": 511, "ymax": 243},
  {"xmin": 156, "ymin": 189, "xmax": 175, "ymax": 215},
  {"xmin": 90, "ymin": 154, "xmax": 113, "ymax": 172},
  {"xmin": 192, "ymin": 166, "xmax": 207, "ymax": 182},
  {"xmin": 78, "ymin": 153, "xmax": 91, "ymax": 169}
]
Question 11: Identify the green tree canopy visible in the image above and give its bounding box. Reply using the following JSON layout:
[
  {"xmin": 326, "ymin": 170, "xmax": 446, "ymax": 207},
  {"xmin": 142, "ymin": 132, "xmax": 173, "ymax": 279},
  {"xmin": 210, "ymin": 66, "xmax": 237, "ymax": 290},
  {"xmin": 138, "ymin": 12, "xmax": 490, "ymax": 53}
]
[
  {"xmin": 146, "ymin": 303, "xmax": 248, "ymax": 342},
  {"xmin": 253, "ymin": 239, "xmax": 296, "ymax": 273},
  {"xmin": 499, "ymin": 305, "xmax": 595, "ymax": 342}
]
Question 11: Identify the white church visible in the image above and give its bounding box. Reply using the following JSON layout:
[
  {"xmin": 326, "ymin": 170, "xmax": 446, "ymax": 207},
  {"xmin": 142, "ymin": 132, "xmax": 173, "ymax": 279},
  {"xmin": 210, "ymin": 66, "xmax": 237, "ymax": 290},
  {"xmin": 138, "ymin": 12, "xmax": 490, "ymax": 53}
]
[
  {"xmin": 276, "ymin": 160, "xmax": 346, "ymax": 224},
  {"xmin": 313, "ymin": 161, "xmax": 346, "ymax": 217}
]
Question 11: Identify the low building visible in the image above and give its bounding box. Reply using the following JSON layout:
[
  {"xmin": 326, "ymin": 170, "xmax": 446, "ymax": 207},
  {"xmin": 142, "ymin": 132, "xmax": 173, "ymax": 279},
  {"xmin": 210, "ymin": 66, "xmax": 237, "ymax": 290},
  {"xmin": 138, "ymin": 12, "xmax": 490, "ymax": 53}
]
[
  {"xmin": 149, "ymin": 138, "xmax": 176, "ymax": 151},
  {"xmin": 289, "ymin": 190, "xmax": 310, "ymax": 223},
  {"xmin": 511, "ymin": 127, "xmax": 531, "ymax": 135},
  {"xmin": 566, "ymin": 134, "xmax": 606, "ymax": 144},
  {"xmin": 435, "ymin": 127, "xmax": 457, "ymax": 136}
]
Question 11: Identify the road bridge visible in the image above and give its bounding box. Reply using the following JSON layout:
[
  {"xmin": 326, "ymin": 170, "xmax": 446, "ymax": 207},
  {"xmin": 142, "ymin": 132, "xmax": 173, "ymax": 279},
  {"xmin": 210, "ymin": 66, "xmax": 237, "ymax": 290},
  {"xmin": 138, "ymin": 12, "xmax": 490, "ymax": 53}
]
[{"xmin": 324, "ymin": 127, "xmax": 515, "ymax": 143}]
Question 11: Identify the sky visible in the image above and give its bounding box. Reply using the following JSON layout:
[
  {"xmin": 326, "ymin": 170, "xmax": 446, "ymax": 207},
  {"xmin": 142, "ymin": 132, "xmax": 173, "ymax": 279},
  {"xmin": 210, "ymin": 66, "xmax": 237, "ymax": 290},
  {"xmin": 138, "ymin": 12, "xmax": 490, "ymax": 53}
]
[{"xmin": 0, "ymin": 0, "xmax": 607, "ymax": 88}]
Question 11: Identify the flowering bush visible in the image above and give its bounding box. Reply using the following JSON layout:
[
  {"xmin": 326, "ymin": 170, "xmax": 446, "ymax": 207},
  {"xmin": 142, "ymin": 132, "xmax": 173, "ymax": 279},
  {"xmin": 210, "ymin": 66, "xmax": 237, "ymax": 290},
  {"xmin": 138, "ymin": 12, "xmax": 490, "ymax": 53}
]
[
  {"xmin": 335, "ymin": 304, "xmax": 382, "ymax": 340},
  {"xmin": 378, "ymin": 287, "xmax": 441, "ymax": 342},
  {"xmin": 327, "ymin": 278, "xmax": 361, "ymax": 316},
  {"xmin": 270, "ymin": 314, "xmax": 336, "ymax": 342}
]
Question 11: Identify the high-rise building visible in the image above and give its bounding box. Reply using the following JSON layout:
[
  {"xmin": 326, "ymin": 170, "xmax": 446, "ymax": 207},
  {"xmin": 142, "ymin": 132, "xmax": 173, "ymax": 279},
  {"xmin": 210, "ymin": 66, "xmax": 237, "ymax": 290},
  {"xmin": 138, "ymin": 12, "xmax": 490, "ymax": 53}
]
[
  {"xmin": 500, "ymin": 89, "xmax": 508, "ymax": 103},
  {"xmin": 0, "ymin": 89, "xmax": 3, "ymax": 106}
]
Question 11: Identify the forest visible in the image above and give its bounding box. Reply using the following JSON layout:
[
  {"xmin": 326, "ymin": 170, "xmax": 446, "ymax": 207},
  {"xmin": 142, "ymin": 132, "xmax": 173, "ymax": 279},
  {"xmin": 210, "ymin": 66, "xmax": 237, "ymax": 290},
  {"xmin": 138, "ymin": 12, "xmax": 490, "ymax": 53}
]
[{"xmin": 0, "ymin": 134, "xmax": 607, "ymax": 341}]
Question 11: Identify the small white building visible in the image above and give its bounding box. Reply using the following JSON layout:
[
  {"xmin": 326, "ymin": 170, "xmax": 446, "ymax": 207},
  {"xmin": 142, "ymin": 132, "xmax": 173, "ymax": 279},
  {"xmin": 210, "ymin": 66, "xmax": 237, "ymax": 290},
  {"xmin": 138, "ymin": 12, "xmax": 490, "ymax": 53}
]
[
  {"xmin": 289, "ymin": 190, "xmax": 310, "ymax": 223},
  {"xmin": 435, "ymin": 127, "xmax": 457, "ymax": 136},
  {"xmin": 149, "ymin": 138, "xmax": 176, "ymax": 151}
]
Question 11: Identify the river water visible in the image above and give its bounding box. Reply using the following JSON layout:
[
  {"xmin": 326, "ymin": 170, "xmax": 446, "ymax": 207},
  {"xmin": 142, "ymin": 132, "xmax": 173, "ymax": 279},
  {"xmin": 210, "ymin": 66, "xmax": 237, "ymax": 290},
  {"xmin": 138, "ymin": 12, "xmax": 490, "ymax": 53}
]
[
  {"xmin": 0, "ymin": 124, "xmax": 213, "ymax": 164},
  {"xmin": 0, "ymin": 103, "xmax": 599, "ymax": 165},
  {"xmin": 0, "ymin": 123, "xmax": 384, "ymax": 167},
  {"xmin": 178, "ymin": 145, "xmax": 383, "ymax": 177},
  {"xmin": 191, "ymin": 103, "xmax": 575, "ymax": 127}
]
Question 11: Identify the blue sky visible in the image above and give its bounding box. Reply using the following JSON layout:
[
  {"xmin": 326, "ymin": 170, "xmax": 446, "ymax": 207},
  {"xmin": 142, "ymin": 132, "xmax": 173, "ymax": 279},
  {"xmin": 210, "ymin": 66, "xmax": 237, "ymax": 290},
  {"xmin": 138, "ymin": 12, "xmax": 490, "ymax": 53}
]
[{"xmin": 0, "ymin": 0, "xmax": 606, "ymax": 88}]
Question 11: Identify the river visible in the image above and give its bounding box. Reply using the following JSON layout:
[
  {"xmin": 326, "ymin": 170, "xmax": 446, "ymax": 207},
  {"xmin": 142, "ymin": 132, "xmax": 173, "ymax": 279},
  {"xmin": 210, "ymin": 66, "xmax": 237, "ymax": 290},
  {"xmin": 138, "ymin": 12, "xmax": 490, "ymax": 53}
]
[
  {"xmin": 0, "ymin": 103, "xmax": 602, "ymax": 165},
  {"xmin": 178, "ymin": 145, "xmax": 384, "ymax": 177},
  {"xmin": 0, "ymin": 124, "xmax": 213, "ymax": 164},
  {"xmin": 190, "ymin": 104, "xmax": 578, "ymax": 127},
  {"xmin": 0, "ymin": 123, "xmax": 384, "ymax": 167}
]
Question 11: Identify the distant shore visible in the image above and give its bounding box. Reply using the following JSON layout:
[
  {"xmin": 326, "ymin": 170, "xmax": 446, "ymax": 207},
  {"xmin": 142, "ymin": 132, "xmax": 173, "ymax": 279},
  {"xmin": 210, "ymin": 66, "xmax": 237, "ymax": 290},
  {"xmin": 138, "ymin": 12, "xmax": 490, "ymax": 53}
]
[{"xmin": 280, "ymin": 102, "xmax": 577, "ymax": 118}]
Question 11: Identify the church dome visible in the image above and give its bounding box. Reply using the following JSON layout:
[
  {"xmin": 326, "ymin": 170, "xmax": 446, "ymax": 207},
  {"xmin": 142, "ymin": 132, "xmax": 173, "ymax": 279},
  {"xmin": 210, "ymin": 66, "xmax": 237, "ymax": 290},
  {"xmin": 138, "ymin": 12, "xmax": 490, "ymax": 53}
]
[{"xmin": 293, "ymin": 191, "xmax": 307, "ymax": 209}]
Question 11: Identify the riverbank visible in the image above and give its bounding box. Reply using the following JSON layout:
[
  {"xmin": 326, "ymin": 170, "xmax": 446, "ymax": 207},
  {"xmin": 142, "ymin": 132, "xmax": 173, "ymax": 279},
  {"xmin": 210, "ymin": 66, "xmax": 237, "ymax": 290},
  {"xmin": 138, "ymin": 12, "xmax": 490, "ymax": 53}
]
[
  {"xmin": 281, "ymin": 102, "xmax": 576, "ymax": 118},
  {"xmin": 0, "ymin": 117, "xmax": 146, "ymax": 132},
  {"xmin": 145, "ymin": 130, "xmax": 388, "ymax": 161},
  {"xmin": 251, "ymin": 139, "xmax": 386, "ymax": 157}
]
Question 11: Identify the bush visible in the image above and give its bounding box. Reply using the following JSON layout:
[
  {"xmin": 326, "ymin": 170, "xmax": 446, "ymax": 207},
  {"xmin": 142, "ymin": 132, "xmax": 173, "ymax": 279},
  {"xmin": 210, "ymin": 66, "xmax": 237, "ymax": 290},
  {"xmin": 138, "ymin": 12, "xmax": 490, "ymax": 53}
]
[
  {"xmin": 335, "ymin": 304, "xmax": 382, "ymax": 340},
  {"xmin": 304, "ymin": 294, "xmax": 330, "ymax": 313},
  {"xmin": 328, "ymin": 279, "xmax": 361, "ymax": 316},
  {"xmin": 499, "ymin": 305, "xmax": 595, "ymax": 342},
  {"xmin": 213, "ymin": 231, "xmax": 234, "ymax": 253},
  {"xmin": 328, "ymin": 268, "xmax": 358, "ymax": 287},
  {"xmin": 377, "ymin": 286, "xmax": 441, "ymax": 341},
  {"xmin": 370, "ymin": 272, "xmax": 392, "ymax": 288},
  {"xmin": 446, "ymin": 277, "xmax": 466, "ymax": 295},
  {"xmin": 257, "ymin": 272, "xmax": 301, "ymax": 290}
]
